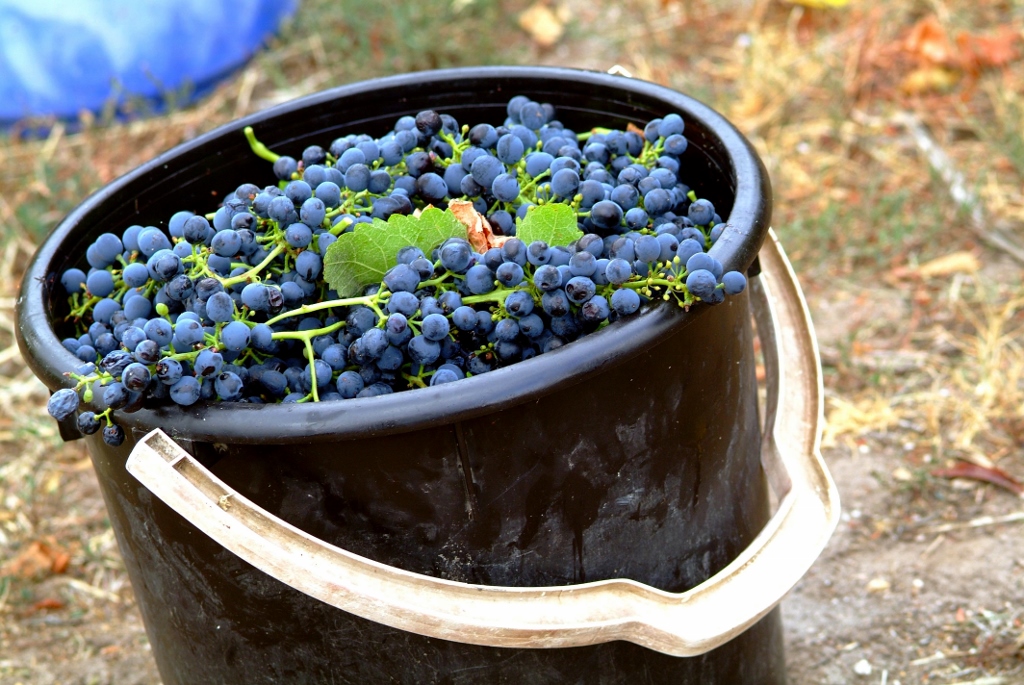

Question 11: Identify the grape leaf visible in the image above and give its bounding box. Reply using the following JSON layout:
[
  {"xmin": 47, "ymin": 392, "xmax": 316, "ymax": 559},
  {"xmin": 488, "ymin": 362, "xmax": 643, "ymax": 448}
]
[
  {"xmin": 323, "ymin": 207, "xmax": 467, "ymax": 297},
  {"xmin": 515, "ymin": 203, "xmax": 583, "ymax": 246}
]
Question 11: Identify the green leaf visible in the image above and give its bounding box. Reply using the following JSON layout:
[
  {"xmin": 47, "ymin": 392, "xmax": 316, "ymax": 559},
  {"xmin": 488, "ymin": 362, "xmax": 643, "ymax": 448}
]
[
  {"xmin": 515, "ymin": 203, "xmax": 583, "ymax": 246},
  {"xmin": 323, "ymin": 207, "xmax": 467, "ymax": 297}
]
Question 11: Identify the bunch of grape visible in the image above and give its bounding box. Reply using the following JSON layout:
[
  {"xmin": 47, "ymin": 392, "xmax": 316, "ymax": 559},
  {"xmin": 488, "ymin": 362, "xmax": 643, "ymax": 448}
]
[{"xmin": 46, "ymin": 96, "xmax": 748, "ymax": 446}]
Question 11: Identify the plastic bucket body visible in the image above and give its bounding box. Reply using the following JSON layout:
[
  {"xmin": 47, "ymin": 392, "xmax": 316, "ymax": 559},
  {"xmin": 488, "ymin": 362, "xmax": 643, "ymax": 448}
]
[{"xmin": 18, "ymin": 67, "xmax": 788, "ymax": 684}]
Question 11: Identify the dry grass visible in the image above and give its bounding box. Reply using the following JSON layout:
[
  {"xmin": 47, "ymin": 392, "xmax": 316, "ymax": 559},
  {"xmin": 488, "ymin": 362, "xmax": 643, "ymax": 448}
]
[
  {"xmin": 586, "ymin": 0, "xmax": 1024, "ymax": 456},
  {"xmin": 2, "ymin": 0, "xmax": 1024, "ymax": 681},
  {"xmin": 823, "ymin": 280, "xmax": 1024, "ymax": 464}
]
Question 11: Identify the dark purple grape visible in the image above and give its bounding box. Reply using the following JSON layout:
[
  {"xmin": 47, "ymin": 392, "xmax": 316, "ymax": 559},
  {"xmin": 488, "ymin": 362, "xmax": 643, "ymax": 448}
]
[{"xmin": 102, "ymin": 424, "xmax": 125, "ymax": 447}]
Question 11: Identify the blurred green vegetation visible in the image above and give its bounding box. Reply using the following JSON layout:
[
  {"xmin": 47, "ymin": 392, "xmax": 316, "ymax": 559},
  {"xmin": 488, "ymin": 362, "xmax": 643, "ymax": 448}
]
[{"xmin": 262, "ymin": 0, "xmax": 526, "ymax": 85}]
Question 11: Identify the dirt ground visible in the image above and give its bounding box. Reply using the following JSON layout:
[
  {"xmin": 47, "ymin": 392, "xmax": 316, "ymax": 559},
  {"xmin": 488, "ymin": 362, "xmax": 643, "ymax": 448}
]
[
  {"xmin": 785, "ymin": 444, "xmax": 1024, "ymax": 685},
  {"xmin": 2, "ymin": 0, "xmax": 1024, "ymax": 683},
  {"xmin": 783, "ymin": 287, "xmax": 1024, "ymax": 685}
]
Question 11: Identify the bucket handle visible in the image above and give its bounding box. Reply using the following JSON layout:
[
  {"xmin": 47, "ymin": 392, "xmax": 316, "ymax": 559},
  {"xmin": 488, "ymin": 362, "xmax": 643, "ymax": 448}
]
[{"xmin": 125, "ymin": 229, "xmax": 839, "ymax": 657}]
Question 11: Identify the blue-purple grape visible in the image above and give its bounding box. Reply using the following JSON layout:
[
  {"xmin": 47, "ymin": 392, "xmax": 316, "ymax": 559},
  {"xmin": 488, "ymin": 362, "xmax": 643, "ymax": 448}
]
[
  {"xmin": 688, "ymin": 198, "xmax": 715, "ymax": 226},
  {"xmin": 440, "ymin": 240, "xmax": 473, "ymax": 273},
  {"xmin": 504, "ymin": 290, "xmax": 534, "ymax": 318},
  {"xmin": 421, "ymin": 313, "xmax": 450, "ymax": 342},
  {"xmin": 604, "ymin": 258, "xmax": 633, "ymax": 284},
  {"xmin": 722, "ymin": 271, "xmax": 747, "ymax": 295},
  {"xmin": 169, "ymin": 376, "xmax": 201, "ymax": 406},
  {"xmin": 589, "ymin": 200, "xmax": 623, "ymax": 231},
  {"xmin": 564, "ymin": 276, "xmax": 596, "ymax": 305},
  {"xmin": 464, "ymin": 264, "xmax": 495, "ymax": 295},
  {"xmin": 336, "ymin": 371, "xmax": 364, "ymax": 399},
  {"xmin": 491, "ymin": 173, "xmax": 520, "ymax": 203},
  {"xmin": 685, "ymin": 269, "xmax": 717, "ymax": 300},
  {"xmin": 47, "ymin": 388, "xmax": 79, "ymax": 421},
  {"xmin": 629, "ymin": 236, "xmax": 657, "ymax": 264},
  {"xmin": 408, "ymin": 335, "xmax": 441, "ymax": 365},
  {"xmin": 611, "ymin": 288, "xmax": 641, "ymax": 315},
  {"xmin": 219, "ymin": 321, "xmax": 251, "ymax": 352}
]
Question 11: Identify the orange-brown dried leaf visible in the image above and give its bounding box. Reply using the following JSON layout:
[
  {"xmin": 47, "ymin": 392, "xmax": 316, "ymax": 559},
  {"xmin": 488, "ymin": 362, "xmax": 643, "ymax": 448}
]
[
  {"xmin": 449, "ymin": 200, "xmax": 507, "ymax": 252},
  {"xmin": 956, "ymin": 28, "xmax": 1020, "ymax": 71},
  {"xmin": 1, "ymin": 539, "xmax": 71, "ymax": 579},
  {"xmin": 904, "ymin": 15, "xmax": 958, "ymax": 66},
  {"xmin": 51, "ymin": 548, "xmax": 71, "ymax": 574},
  {"xmin": 931, "ymin": 462, "xmax": 1024, "ymax": 497},
  {"xmin": 28, "ymin": 598, "xmax": 65, "ymax": 613}
]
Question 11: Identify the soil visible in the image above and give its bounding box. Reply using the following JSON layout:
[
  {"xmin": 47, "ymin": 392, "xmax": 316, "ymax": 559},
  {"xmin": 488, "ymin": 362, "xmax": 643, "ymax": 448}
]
[
  {"xmin": 0, "ymin": 443, "xmax": 160, "ymax": 685},
  {"xmin": 784, "ymin": 445, "xmax": 1024, "ymax": 684}
]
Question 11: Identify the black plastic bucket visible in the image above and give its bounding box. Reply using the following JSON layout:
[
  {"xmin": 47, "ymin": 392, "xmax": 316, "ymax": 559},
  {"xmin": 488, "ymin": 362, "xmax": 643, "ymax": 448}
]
[{"xmin": 18, "ymin": 67, "xmax": 779, "ymax": 684}]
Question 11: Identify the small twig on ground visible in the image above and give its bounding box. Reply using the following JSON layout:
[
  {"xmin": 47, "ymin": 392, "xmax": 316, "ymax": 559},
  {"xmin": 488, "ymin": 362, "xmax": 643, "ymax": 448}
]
[
  {"xmin": 919, "ymin": 533, "xmax": 946, "ymax": 560},
  {"xmin": 63, "ymin": 577, "xmax": 122, "ymax": 603},
  {"xmin": 891, "ymin": 111, "xmax": 1024, "ymax": 265},
  {"xmin": 925, "ymin": 511, "xmax": 1024, "ymax": 534},
  {"xmin": 910, "ymin": 650, "xmax": 972, "ymax": 666}
]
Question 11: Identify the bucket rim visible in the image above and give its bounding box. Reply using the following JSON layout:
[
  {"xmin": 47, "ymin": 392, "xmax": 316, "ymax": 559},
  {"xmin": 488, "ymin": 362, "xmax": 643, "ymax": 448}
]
[{"xmin": 17, "ymin": 65, "xmax": 772, "ymax": 444}]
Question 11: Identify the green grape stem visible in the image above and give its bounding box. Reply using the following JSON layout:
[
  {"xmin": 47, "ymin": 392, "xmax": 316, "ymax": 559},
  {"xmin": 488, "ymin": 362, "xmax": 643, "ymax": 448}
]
[
  {"xmin": 269, "ymin": 320, "xmax": 346, "ymax": 397},
  {"xmin": 304, "ymin": 337, "xmax": 320, "ymax": 402},
  {"xmin": 213, "ymin": 244, "xmax": 287, "ymax": 288},
  {"xmin": 517, "ymin": 169, "xmax": 550, "ymax": 199},
  {"xmin": 462, "ymin": 288, "xmax": 513, "ymax": 306},
  {"xmin": 419, "ymin": 270, "xmax": 454, "ymax": 289},
  {"xmin": 167, "ymin": 348, "xmax": 206, "ymax": 363},
  {"xmin": 402, "ymin": 371, "xmax": 428, "ymax": 389},
  {"xmin": 436, "ymin": 130, "xmax": 471, "ymax": 166},
  {"xmin": 270, "ymin": 321, "xmax": 346, "ymax": 343},
  {"xmin": 67, "ymin": 295, "xmax": 101, "ymax": 321},
  {"xmin": 244, "ymin": 126, "xmax": 280, "ymax": 163},
  {"xmin": 264, "ymin": 293, "xmax": 380, "ymax": 326},
  {"xmin": 329, "ymin": 217, "xmax": 354, "ymax": 236},
  {"xmin": 576, "ymin": 127, "xmax": 612, "ymax": 143},
  {"xmin": 325, "ymin": 190, "xmax": 371, "ymax": 223},
  {"xmin": 68, "ymin": 369, "xmax": 105, "ymax": 391}
]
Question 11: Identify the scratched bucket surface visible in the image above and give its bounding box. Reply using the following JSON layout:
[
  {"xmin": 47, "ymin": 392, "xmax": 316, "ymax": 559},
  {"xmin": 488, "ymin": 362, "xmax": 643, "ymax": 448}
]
[{"xmin": 18, "ymin": 67, "xmax": 782, "ymax": 683}]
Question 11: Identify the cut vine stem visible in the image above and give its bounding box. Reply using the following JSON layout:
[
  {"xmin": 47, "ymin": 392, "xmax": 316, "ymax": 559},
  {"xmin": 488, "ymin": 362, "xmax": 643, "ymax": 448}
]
[
  {"xmin": 265, "ymin": 295, "xmax": 378, "ymax": 326},
  {"xmin": 243, "ymin": 126, "xmax": 280, "ymax": 163}
]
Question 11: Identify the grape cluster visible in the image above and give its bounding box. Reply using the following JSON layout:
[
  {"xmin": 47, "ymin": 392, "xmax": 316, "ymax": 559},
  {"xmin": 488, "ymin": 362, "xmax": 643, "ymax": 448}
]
[{"xmin": 48, "ymin": 96, "xmax": 747, "ymax": 445}]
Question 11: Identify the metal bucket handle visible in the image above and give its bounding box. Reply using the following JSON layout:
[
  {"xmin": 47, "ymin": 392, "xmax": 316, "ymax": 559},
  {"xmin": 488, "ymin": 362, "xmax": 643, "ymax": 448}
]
[{"xmin": 125, "ymin": 229, "xmax": 840, "ymax": 657}]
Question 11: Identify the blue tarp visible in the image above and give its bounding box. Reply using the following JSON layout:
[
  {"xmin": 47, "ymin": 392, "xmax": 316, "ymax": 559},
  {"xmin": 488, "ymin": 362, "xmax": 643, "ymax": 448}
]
[{"xmin": 0, "ymin": 0, "xmax": 298, "ymax": 123}]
